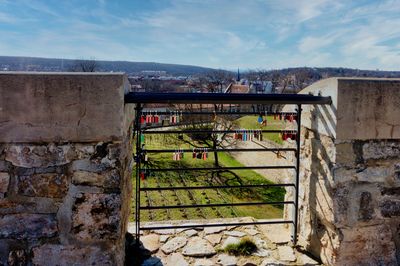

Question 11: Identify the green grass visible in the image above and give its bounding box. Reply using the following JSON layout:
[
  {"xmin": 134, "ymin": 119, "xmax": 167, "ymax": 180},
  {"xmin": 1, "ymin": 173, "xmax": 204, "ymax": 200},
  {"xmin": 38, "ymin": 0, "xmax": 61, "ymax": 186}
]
[
  {"xmin": 235, "ymin": 115, "xmax": 286, "ymax": 144},
  {"xmin": 132, "ymin": 132, "xmax": 286, "ymax": 222},
  {"xmin": 222, "ymin": 237, "xmax": 258, "ymax": 256}
]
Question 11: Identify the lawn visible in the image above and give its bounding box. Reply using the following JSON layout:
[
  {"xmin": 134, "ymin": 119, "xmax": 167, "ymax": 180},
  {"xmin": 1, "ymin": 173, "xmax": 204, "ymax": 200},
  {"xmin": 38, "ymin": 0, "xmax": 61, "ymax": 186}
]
[
  {"xmin": 131, "ymin": 128, "xmax": 286, "ymax": 222},
  {"xmin": 234, "ymin": 115, "xmax": 289, "ymax": 144}
]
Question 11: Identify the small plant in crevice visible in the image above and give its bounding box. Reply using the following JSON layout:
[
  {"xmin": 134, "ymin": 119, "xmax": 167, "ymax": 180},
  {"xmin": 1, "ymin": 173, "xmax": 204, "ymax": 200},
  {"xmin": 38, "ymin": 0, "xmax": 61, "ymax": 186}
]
[{"xmin": 222, "ymin": 237, "xmax": 257, "ymax": 256}]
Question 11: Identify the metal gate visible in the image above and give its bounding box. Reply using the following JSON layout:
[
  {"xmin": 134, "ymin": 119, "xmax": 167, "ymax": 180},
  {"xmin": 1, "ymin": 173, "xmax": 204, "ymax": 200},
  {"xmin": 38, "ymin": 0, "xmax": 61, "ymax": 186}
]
[{"xmin": 125, "ymin": 92, "xmax": 331, "ymax": 246}]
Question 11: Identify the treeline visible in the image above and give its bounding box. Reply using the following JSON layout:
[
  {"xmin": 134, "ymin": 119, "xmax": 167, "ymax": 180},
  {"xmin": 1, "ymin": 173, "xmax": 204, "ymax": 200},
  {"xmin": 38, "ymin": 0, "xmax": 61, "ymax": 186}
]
[{"xmin": 243, "ymin": 67, "xmax": 400, "ymax": 92}]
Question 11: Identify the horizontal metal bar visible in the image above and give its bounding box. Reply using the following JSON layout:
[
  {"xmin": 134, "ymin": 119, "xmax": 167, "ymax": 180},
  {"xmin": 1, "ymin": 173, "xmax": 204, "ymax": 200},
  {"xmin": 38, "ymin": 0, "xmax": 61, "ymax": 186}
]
[
  {"xmin": 145, "ymin": 166, "xmax": 296, "ymax": 172},
  {"xmin": 140, "ymin": 201, "xmax": 294, "ymax": 210},
  {"xmin": 139, "ymin": 220, "xmax": 294, "ymax": 230},
  {"xmin": 140, "ymin": 111, "xmax": 298, "ymax": 115},
  {"xmin": 125, "ymin": 92, "xmax": 332, "ymax": 105},
  {"xmin": 141, "ymin": 183, "xmax": 295, "ymax": 191},
  {"xmin": 144, "ymin": 148, "xmax": 297, "ymax": 153},
  {"xmin": 142, "ymin": 129, "xmax": 297, "ymax": 134}
]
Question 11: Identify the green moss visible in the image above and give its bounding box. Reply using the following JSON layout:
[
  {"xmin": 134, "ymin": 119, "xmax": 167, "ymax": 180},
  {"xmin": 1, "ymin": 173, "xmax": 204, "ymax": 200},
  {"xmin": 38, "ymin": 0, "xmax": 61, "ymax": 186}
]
[{"xmin": 223, "ymin": 237, "xmax": 258, "ymax": 256}]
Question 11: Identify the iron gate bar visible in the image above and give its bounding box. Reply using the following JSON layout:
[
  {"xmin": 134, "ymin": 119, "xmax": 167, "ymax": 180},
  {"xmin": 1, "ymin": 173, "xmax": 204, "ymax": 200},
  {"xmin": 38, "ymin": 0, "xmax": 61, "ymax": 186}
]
[
  {"xmin": 134, "ymin": 104, "xmax": 142, "ymax": 244},
  {"xmin": 140, "ymin": 220, "xmax": 294, "ymax": 230},
  {"xmin": 140, "ymin": 111, "xmax": 298, "ymax": 115},
  {"xmin": 142, "ymin": 129, "xmax": 297, "ymax": 134},
  {"xmin": 293, "ymin": 104, "xmax": 302, "ymax": 244},
  {"xmin": 145, "ymin": 165, "xmax": 296, "ymax": 172},
  {"xmin": 125, "ymin": 92, "xmax": 332, "ymax": 105},
  {"xmin": 141, "ymin": 183, "xmax": 295, "ymax": 191},
  {"xmin": 140, "ymin": 200, "xmax": 294, "ymax": 210},
  {"xmin": 144, "ymin": 148, "xmax": 297, "ymax": 153}
]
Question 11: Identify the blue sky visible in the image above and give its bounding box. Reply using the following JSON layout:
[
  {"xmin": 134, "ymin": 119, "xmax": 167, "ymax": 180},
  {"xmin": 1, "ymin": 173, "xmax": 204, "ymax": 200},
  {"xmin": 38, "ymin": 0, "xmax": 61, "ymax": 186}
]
[{"xmin": 0, "ymin": 0, "xmax": 399, "ymax": 70}]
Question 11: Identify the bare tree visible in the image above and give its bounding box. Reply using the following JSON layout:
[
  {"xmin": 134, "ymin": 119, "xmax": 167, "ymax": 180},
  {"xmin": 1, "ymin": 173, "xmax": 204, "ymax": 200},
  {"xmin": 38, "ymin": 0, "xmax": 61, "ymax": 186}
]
[
  {"xmin": 71, "ymin": 59, "xmax": 99, "ymax": 72},
  {"xmin": 176, "ymin": 104, "xmax": 237, "ymax": 167},
  {"xmin": 202, "ymin": 69, "xmax": 234, "ymax": 93}
]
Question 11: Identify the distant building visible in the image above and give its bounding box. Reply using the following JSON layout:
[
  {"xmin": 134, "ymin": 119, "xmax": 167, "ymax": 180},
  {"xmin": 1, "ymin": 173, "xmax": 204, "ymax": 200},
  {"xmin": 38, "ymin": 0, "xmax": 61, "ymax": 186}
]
[
  {"xmin": 140, "ymin": 70, "xmax": 167, "ymax": 77},
  {"xmin": 224, "ymin": 83, "xmax": 250, "ymax": 93},
  {"xmin": 249, "ymin": 81, "xmax": 273, "ymax": 94}
]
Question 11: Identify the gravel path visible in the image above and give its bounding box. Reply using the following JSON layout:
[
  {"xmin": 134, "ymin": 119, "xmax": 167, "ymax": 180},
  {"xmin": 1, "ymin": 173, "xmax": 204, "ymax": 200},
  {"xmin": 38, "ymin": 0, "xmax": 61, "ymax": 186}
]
[{"xmin": 228, "ymin": 139, "xmax": 295, "ymax": 184}]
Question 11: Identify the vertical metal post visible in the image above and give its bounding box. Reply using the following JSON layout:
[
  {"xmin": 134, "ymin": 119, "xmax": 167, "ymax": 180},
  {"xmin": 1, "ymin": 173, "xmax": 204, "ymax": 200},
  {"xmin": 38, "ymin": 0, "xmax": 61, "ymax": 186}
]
[
  {"xmin": 293, "ymin": 104, "xmax": 302, "ymax": 245},
  {"xmin": 134, "ymin": 103, "xmax": 142, "ymax": 246}
]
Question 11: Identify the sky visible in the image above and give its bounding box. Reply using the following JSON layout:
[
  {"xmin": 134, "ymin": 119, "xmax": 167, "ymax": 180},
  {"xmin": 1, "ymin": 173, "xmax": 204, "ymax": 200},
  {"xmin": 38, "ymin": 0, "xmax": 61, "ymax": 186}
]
[{"xmin": 0, "ymin": 0, "xmax": 399, "ymax": 70}]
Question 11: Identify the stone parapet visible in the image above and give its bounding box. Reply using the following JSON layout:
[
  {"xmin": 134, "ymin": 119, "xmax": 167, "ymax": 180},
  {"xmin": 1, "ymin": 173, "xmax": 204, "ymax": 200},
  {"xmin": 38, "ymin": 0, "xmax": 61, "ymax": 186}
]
[
  {"xmin": 0, "ymin": 73, "xmax": 134, "ymax": 265},
  {"xmin": 0, "ymin": 72, "xmax": 132, "ymax": 143},
  {"xmin": 288, "ymin": 78, "xmax": 400, "ymax": 265}
]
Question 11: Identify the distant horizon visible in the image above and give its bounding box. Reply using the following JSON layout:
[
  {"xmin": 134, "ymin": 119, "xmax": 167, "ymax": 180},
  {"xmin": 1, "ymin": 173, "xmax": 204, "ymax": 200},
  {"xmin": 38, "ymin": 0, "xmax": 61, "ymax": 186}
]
[
  {"xmin": 1, "ymin": 55, "xmax": 399, "ymax": 73},
  {"xmin": 0, "ymin": 1, "xmax": 399, "ymax": 71}
]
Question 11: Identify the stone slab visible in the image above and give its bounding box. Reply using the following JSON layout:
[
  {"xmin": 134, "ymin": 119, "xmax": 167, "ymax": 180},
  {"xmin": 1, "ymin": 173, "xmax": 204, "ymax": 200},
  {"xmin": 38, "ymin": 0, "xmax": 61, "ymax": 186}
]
[
  {"xmin": 194, "ymin": 258, "xmax": 214, "ymax": 266},
  {"xmin": 141, "ymin": 234, "xmax": 160, "ymax": 254},
  {"xmin": 205, "ymin": 234, "xmax": 222, "ymax": 245},
  {"xmin": 297, "ymin": 77, "xmax": 400, "ymax": 140},
  {"xmin": 222, "ymin": 236, "xmax": 240, "ymax": 249},
  {"xmin": 182, "ymin": 237, "xmax": 216, "ymax": 257},
  {"xmin": 17, "ymin": 173, "xmax": 68, "ymax": 198},
  {"xmin": 277, "ymin": 246, "xmax": 296, "ymax": 262},
  {"xmin": 0, "ymin": 72, "xmax": 133, "ymax": 143},
  {"xmin": 161, "ymin": 236, "xmax": 187, "ymax": 254},
  {"xmin": 166, "ymin": 253, "xmax": 189, "ymax": 266},
  {"xmin": 71, "ymin": 192, "xmax": 121, "ymax": 241},
  {"xmin": 224, "ymin": 230, "xmax": 246, "ymax": 237},
  {"xmin": 0, "ymin": 172, "xmax": 9, "ymax": 193},
  {"xmin": 0, "ymin": 214, "xmax": 57, "ymax": 240},
  {"xmin": 204, "ymin": 225, "xmax": 226, "ymax": 234},
  {"xmin": 216, "ymin": 254, "xmax": 237, "ymax": 266},
  {"xmin": 258, "ymin": 224, "xmax": 291, "ymax": 244},
  {"xmin": 31, "ymin": 244, "xmax": 114, "ymax": 265}
]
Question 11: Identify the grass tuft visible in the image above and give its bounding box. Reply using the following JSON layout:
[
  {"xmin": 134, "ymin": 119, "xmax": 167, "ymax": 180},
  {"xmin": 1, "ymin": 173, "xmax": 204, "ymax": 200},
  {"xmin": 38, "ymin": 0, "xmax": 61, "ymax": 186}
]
[{"xmin": 223, "ymin": 237, "xmax": 258, "ymax": 256}]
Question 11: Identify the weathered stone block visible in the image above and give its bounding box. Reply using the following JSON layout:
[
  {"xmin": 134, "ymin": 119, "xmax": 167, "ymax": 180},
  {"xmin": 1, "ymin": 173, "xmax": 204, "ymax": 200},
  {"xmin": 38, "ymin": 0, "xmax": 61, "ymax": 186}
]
[
  {"xmin": 0, "ymin": 240, "xmax": 28, "ymax": 266},
  {"xmin": 0, "ymin": 172, "xmax": 10, "ymax": 194},
  {"xmin": 5, "ymin": 144, "xmax": 75, "ymax": 168},
  {"xmin": 337, "ymin": 224, "xmax": 397, "ymax": 265},
  {"xmin": 395, "ymin": 163, "xmax": 400, "ymax": 180},
  {"xmin": 0, "ymin": 198, "xmax": 58, "ymax": 214},
  {"xmin": 380, "ymin": 199, "xmax": 400, "ymax": 217},
  {"xmin": 354, "ymin": 167, "xmax": 391, "ymax": 183},
  {"xmin": 0, "ymin": 214, "xmax": 57, "ymax": 240},
  {"xmin": 0, "ymin": 160, "xmax": 10, "ymax": 171},
  {"xmin": 332, "ymin": 184, "xmax": 350, "ymax": 226},
  {"xmin": 71, "ymin": 192, "xmax": 121, "ymax": 241},
  {"xmin": 74, "ymin": 144, "xmax": 95, "ymax": 158},
  {"xmin": 363, "ymin": 141, "xmax": 400, "ymax": 160},
  {"xmin": 8, "ymin": 249, "xmax": 27, "ymax": 266},
  {"xmin": 0, "ymin": 73, "xmax": 133, "ymax": 143},
  {"xmin": 358, "ymin": 191, "xmax": 374, "ymax": 221},
  {"xmin": 380, "ymin": 187, "xmax": 400, "ymax": 196},
  {"xmin": 31, "ymin": 244, "xmax": 114, "ymax": 266},
  {"xmin": 17, "ymin": 173, "xmax": 68, "ymax": 198},
  {"xmin": 336, "ymin": 142, "xmax": 356, "ymax": 166},
  {"xmin": 71, "ymin": 159, "xmax": 111, "ymax": 173},
  {"xmin": 72, "ymin": 169, "xmax": 120, "ymax": 188}
]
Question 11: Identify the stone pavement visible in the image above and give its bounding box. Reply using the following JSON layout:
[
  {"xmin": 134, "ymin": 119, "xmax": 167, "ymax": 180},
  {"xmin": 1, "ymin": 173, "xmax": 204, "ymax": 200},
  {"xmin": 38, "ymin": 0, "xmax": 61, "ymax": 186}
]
[{"xmin": 128, "ymin": 217, "xmax": 321, "ymax": 266}]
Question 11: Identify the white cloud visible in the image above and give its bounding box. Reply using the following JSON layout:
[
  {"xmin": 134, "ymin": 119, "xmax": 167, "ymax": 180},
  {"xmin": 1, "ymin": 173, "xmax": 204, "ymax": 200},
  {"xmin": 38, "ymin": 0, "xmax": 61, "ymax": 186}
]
[
  {"xmin": 298, "ymin": 35, "xmax": 336, "ymax": 53},
  {"xmin": 0, "ymin": 0, "xmax": 399, "ymax": 70}
]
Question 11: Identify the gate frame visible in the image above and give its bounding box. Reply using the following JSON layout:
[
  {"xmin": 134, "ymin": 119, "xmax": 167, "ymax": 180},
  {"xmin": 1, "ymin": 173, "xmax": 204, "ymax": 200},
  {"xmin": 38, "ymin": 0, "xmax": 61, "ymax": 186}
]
[{"xmin": 126, "ymin": 92, "xmax": 331, "ymax": 246}]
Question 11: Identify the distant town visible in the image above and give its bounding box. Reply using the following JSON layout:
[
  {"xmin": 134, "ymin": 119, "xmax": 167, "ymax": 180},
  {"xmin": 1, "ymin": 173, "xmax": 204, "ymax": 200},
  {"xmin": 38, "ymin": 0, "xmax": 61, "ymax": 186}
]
[{"xmin": 2, "ymin": 55, "xmax": 400, "ymax": 95}]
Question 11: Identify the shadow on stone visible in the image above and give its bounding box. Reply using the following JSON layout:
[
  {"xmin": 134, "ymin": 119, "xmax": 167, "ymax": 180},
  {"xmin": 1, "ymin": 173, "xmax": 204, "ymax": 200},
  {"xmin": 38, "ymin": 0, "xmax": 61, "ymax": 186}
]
[{"xmin": 125, "ymin": 232, "xmax": 163, "ymax": 266}]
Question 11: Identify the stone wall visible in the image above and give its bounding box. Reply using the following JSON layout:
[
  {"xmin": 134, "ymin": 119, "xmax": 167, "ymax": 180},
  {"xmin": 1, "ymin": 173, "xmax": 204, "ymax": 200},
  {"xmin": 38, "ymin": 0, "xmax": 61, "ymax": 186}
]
[
  {"xmin": 0, "ymin": 73, "xmax": 134, "ymax": 265},
  {"xmin": 286, "ymin": 78, "xmax": 400, "ymax": 265}
]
